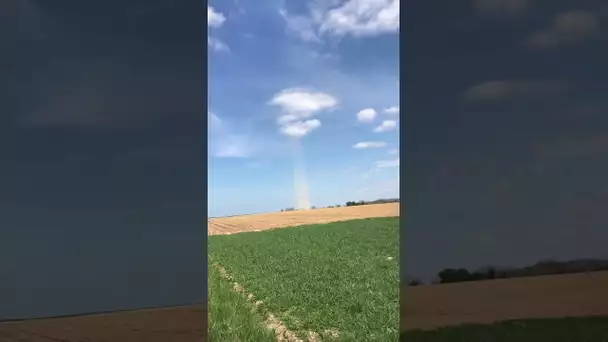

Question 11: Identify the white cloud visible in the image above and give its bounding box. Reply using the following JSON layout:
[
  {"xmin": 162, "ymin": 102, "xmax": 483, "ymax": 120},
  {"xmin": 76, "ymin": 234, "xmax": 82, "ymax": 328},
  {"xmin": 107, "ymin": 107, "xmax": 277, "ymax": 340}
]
[
  {"xmin": 384, "ymin": 106, "xmax": 399, "ymax": 115},
  {"xmin": 373, "ymin": 119, "xmax": 397, "ymax": 132},
  {"xmin": 279, "ymin": 119, "xmax": 322, "ymax": 138},
  {"xmin": 208, "ymin": 6, "xmax": 226, "ymax": 28},
  {"xmin": 356, "ymin": 108, "xmax": 377, "ymax": 123},
  {"xmin": 269, "ymin": 88, "xmax": 337, "ymax": 138},
  {"xmin": 526, "ymin": 11, "xmax": 600, "ymax": 50},
  {"xmin": 281, "ymin": 0, "xmax": 399, "ymax": 42},
  {"xmin": 208, "ymin": 36, "xmax": 229, "ymax": 52},
  {"xmin": 279, "ymin": 9, "xmax": 321, "ymax": 43},
  {"xmin": 208, "ymin": 112, "xmax": 254, "ymax": 158},
  {"xmin": 270, "ymin": 88, "xmax": 338, "ymax": 118},
  {"xmin": 208, "ymin": 6, "xmax": 229, "ymax": 52},
  {"xmin": 319, "ymin": 0, "xmax": 399, "ymax": 38},
  {"xmin": 209, "ymin": 111, "xmax": 222, "ymax": 129},
  {"xmin": 375, "ymin": 157, "xmax": 399, "ymax": 168},
  {"xmin": 353, "ymin": 141, "xmax": 387, "ymax": 149}
]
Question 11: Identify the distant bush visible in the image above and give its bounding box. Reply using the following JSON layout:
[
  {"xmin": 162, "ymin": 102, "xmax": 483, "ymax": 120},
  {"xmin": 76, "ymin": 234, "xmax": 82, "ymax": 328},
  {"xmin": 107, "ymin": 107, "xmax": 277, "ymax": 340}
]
[
  {"xmin": 436, "ymin": 259, "xmax": 608, "ymax": 284},
  {"xmin": 408, "ymin": 279, "xmax": 423, "ymax": 286}
]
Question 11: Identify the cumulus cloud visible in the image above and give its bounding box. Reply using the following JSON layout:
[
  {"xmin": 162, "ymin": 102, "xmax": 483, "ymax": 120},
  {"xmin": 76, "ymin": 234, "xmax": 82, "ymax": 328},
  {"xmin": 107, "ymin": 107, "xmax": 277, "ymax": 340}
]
[
  {"xmin": 208, "ymin": 6, "xmax": 226, "ymax": 28},
  {"xmin": 281, "ymin": 0, "xmax": 399, "ymax": 41},
  {"xmin": 373, "ymin": 119, "xmax": 397, "ymax": 133},
  {"xmin": 384, "ymin": 106, "xmax": 399, "ymax": 115},
  {"xmin": 473, "ymin": 0, "xmax": 529, "ymax": 15},
  {"xmin": 269, "ymin": 88, "xmax": 337, "ymax": 138},
  {"xmin": 464, "ymin": 80, "xmax": 569, "ymax": 102},
  {"xmin": 526, "ymin": 11, "xmax": 600, "ymax": 50},
  {"xmin": 208, "ymin": 6, "xmax": 229, "ymax": 52},
  {"xmin": 353, "ymin": 141, "xmax": 387, "ymax": 149},
  {"xmin": 356, "ymin": 108, "xmax": 377, "ymax": 123},
  {"xmin": 279, "ymin": 119, "xmax": 322, "ymax": 138}
]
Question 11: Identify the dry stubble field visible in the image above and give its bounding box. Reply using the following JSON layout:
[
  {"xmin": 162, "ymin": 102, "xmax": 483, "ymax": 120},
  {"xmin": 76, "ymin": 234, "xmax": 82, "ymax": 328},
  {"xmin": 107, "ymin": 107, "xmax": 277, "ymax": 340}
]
[
  {"xmin": 208, "ymin": 202, "xmax": 400, "ymax": 235},
  {"xmin": 401, "ymin": 271, "xmax": 608, "ymax": 331}
]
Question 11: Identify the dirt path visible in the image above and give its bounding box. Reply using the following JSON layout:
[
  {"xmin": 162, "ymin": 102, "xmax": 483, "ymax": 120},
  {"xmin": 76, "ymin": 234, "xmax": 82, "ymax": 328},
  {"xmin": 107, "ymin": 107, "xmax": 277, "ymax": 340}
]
[
  {"xmin": 401, "ymin": 271, "xmax": 608, "ymax": 331},
  {"xmin": 0, "ymin": 306, "xmax": 206, "ymax": 342},
  {"xmin": 208, "ymin": 202, "xmax": 400, "ymax": 235}
]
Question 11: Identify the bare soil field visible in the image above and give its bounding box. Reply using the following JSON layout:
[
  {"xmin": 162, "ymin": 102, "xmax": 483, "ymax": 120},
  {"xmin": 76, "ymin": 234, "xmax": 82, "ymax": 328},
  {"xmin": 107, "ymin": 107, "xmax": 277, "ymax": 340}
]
[
  {"xmin": 0, "ymin": 306, "xmax": 206, "ymax": 342},
  {"xmin": 208, "ymin": 202, "xmax": 400, "ymax": 235},
  {"xmin": 401, "ymin": 271, "xmax": 608, "ymax": 331}
]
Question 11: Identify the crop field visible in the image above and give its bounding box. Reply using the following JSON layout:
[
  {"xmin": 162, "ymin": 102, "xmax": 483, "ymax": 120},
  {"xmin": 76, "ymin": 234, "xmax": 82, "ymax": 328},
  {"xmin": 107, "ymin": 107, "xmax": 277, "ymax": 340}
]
[
  {"xmin": 208, "ymin": 217, "xmax": 400, "ymax": 341},
  {"xmin": 208, "ymin": 202, "xmax": 400, "ymax": 235},
  {"xmin": 402, "ymin": 316, "xmax": 608, "ymax": 341},
  {"xmin": 0, "ymin": 306, "xmax": 206, "ymax": 342},
  {"xmin": 401, "ymin": 271, "xmax": 608, "ymax": 341}
]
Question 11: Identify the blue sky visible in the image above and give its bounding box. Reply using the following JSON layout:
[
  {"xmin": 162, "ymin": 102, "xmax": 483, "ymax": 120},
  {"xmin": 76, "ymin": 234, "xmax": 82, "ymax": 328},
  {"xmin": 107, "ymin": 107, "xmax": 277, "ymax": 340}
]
[{"xmin": 207, "ymin": 0, "xmax": 400, "ymax": 217}]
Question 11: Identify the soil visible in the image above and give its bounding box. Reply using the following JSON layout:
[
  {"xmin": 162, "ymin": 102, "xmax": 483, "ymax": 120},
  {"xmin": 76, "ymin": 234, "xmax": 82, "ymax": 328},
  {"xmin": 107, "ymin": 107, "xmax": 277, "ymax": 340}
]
[
  {"xmin": 401, "ymin": 271, "xmax": 608, "ymax": 331},
  {"xmin": 0, "ymin": 306, "xmax": 206, "ymax": 342},
  {"xmin": 208, "ymin": 202, "xmax": 400, "ymax": 235}
]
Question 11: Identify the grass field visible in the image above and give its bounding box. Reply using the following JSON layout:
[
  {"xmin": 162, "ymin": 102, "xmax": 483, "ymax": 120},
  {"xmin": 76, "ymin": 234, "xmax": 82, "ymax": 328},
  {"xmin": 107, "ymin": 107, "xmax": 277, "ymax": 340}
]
[
  {"xmin": 208, "ymin": 217, "xmax": 400, "ymax": 341},
  {"xmin": 208, "ymin": 261, "xmax": 275, "ymax": 341},
  {"xmin": 401, "ymin": 316, "xmax": 608, "ymax": 341}
]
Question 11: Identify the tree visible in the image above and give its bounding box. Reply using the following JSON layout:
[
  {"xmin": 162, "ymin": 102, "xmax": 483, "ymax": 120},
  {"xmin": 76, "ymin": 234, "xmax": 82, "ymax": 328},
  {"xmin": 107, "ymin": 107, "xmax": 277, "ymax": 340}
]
[{"xmin": 438, "ymin": 268, "xmax": 472, "ymax": 283}]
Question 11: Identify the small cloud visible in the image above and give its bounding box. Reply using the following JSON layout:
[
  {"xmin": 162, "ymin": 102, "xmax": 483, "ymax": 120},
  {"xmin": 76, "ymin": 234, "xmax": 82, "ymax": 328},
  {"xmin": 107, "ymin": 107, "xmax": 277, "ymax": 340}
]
[
  {"xmin": 375, "ymin": 157, "xmax": 400, "ymax": 168},
  {"xmin": 373, "ymin": 120, "xmax": 398, "ymax": 133},
  {"xmin": 209, "ymin": 112, "xmax": 254, "ymax": 158},
  {"xmin": 208, "ymin": 36, "xmax": 229, "ymax": 52},
  {"xmin": 208, "ymin": 6, "xmax": 226, "ymax": 28},
  {"xmin": 269, "ymin": 88, "xmax": 337, "ymax": 138},
  {"xmin": 279, "ymin": 9, "xmax": 321, "ymax": 43},
  {"xmin": 279, "ymin": 119, "xmax": 322, "ymax": 138},
  {"xmin": 269, "ymin": 88, "xmax": 338, "ymax": 117},
  {"xmin": 464, "ymin": 80, "xmax": 569, "ymax": 102},
  {"xmin": 208, "ymin": 111, "xmax": 221, "ymax": 129},
  {"xmin": 525, "ymin": 11, "xmax": 600, "ymax": 50},
  {"xmin": 357, "ymin": 108, "xmax": 377, "ymax": 123},
  {"xmin": 208, "ymin": 6, "xmax": 229, "ymax": 52},
  {"xmin": 353, "ymin": 141, "xmax": 387, "ymax": 149},
  {"xmin": 384, "ymin": 106, "xmax": 399, "ymax": 115}
]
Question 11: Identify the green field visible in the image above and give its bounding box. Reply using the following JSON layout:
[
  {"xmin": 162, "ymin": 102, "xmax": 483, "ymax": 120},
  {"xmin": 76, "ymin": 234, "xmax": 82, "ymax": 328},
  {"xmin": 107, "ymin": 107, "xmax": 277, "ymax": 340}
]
[
  {"xmin": 401, "ymin": 316, "xmax": 608, "ymax": 341},
  {"xmin": 208, "ymin": 262, "xmax": 276, "ymax": 341},
  {"xmin": 208, "ymin": 217, "xmax": 399, "ymax": 341}
]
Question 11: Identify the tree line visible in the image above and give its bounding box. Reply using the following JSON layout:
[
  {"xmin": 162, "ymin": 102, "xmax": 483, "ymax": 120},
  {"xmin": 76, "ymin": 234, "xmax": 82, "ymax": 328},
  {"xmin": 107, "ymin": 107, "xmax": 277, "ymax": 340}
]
[
  {"xmin": 281, "ymin": 198, "xmax": 399, "ymax": 211},
  {"xmin": 408, "ymin": 258, "xmax": 608, "ymax": 286}
]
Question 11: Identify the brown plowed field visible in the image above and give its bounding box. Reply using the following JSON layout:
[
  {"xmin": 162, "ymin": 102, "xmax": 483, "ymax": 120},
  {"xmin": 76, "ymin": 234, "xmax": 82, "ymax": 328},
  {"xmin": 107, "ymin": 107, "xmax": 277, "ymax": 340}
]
[
  {"xmin": 208, "ymin": 202, "xmax": 400, "ymax": 235},
  {"xmin": 401, "ymin": 271, "xmax": 608, "ymax": 331},
  {"xmin": 0, "ymin": 306, "xmax": 206, "ymax": 342}
]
